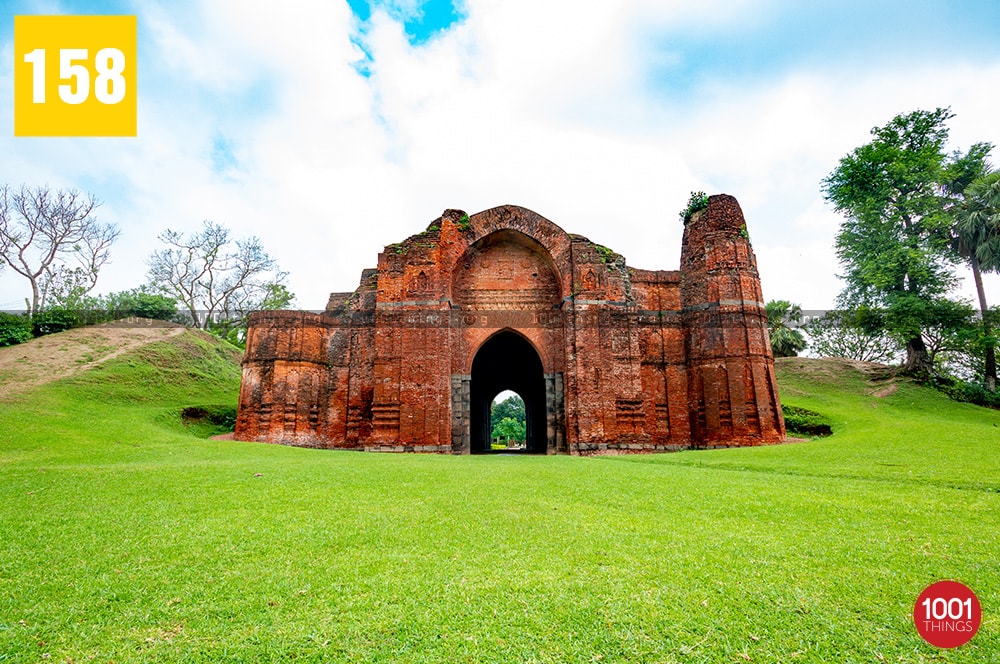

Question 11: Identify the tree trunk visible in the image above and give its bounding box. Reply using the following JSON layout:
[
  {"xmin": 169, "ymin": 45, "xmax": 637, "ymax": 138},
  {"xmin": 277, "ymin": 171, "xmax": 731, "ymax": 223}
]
[
  {"xmin": 970, "ymin": 257, "xmax": 997, "ymax": 392},
  {"xmin": 903, "ymin": 335, "xmax": 934, "ymax": 378},
  {"xmin": 30, "ymin": 278, "xmax": 40, "ymax": 316}
]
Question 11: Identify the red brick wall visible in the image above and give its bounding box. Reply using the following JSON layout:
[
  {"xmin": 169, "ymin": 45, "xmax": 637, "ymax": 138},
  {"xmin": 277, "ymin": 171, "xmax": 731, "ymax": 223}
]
[{"xmin": 235, "ymin": 196, "xmax": 785, "ymax": 452}]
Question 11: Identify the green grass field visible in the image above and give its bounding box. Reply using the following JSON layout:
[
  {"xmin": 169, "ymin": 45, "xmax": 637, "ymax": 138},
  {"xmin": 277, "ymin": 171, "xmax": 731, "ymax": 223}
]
[{"xmin": 1, "ymin": 332, "xmax": 998, "ymax": 662}]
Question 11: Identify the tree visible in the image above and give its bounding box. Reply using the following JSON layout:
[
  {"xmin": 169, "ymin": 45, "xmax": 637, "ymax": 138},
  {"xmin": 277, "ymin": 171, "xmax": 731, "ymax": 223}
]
[
  {"xmin": 493, "ymin": 417, "xmax": 526, "ymax": 445},
  {"xmin": 806, "ymin": 307, "xmax": 900, "ymax": 364},
  {"xmin": 146, "ymin": 221, "xmax": 292, "ymax": 338},
  {"xmin": 765, "ymin": 299, "xmax": 807, "ymax": 357},
  {"xmin": 490, "ymin": 394, "xmax": 525, "ymax": 434},
  {"xmin": 950, "ymin": 168, "xmax": 1000, "ymax": 389},
  {"xmin": 822, "ymin": 108, "xmax": 968, "ymax": 376},
  {"xmin": 914, "ymin": 299, "xmax": 982, "ymax": 378},
  {"xmin": 0, "ymin": 185, "xmax": 120, "ymax": 314}
]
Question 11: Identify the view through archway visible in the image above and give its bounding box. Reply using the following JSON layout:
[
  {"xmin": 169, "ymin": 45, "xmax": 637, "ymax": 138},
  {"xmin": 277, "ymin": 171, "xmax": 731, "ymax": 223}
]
[
  {"xmin": 490, "ymin": 391, "xmax": 526, "ymax": 450},
  {"xmin": 470, "ymin": 330, "xmax": 546, "ymax": 454}
]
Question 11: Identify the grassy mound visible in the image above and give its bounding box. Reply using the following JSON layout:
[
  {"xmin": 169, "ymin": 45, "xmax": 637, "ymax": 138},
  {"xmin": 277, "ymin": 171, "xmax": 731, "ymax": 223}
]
[{"xmin": 1, "ymin": 341, "xmax": 998, "ymax": 662}]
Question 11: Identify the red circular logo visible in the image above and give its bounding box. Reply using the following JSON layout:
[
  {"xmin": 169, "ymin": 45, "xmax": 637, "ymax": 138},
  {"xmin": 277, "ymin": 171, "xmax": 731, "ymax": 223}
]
[{"xmin": 913, "ymin": 580, "xmax": 981, "ymax": 648}]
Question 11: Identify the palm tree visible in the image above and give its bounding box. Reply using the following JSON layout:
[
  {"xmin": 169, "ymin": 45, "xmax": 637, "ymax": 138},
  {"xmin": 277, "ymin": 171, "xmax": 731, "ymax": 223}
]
[
  {"xmin": 954, "ymin": 171, "xmax": 1000, "ymax": 390},
  {"xmin": 766, "ymin": 300, "xmax": 807, "ymax": 358}
]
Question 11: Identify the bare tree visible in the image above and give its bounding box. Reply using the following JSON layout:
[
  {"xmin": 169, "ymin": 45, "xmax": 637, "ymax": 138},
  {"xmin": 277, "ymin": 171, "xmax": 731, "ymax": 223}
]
[
  {"xmin": 0, "ymin": 185, "xmax": 120, "ymax": 314},
  {"xmin": 146, "ymin": 220, "xmax": 291, "ymax": 332}
]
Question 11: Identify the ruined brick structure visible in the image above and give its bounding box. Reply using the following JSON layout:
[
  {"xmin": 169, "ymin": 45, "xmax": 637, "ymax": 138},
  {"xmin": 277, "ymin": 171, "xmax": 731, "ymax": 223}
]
[{"xmin": 235, "ymin": 194, "xmax": 785, "ymax": 453}]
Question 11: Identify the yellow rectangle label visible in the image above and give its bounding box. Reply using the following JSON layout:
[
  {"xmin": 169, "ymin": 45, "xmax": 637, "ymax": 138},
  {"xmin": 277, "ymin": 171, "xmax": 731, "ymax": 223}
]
[{"xmin": 14, "ymin": 15, "xmax": 137, "ymax": 137}]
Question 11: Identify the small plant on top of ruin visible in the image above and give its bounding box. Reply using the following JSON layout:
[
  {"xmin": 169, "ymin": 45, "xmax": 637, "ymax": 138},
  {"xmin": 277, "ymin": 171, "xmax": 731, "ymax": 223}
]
[
  {"xmin": 593, "ymin": 244, "xmax": 615, "ymax": 264},
  {"xmin": 680, "ymin": 191, "xmax": 709, "ymax": 224}
]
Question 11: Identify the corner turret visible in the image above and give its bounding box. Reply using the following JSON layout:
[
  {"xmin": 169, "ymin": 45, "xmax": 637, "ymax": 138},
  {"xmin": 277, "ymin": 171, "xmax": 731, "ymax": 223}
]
[{"xmin": 680, "ymin": 194, "xmax": 784, "ymax": 446}]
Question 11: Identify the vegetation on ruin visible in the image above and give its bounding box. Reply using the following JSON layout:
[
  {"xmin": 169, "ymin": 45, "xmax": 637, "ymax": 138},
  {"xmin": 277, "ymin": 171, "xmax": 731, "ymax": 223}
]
[
  {"xmin": 1, "ymin": 332, "xmax": 999, "ymax": 662},
  {"xmin": 592, "ymin": 243, "xmax": 615, "ymax": 264},
  {"xmin": 679, "ymin": 190, "xmax": 709, "ymax": 224}
]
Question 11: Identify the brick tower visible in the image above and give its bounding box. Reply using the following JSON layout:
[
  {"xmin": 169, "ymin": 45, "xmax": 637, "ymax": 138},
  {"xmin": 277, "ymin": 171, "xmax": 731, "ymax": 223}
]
[{"xmin": 680, "ymin": 194, "xmax": 784, "ymax": 445}]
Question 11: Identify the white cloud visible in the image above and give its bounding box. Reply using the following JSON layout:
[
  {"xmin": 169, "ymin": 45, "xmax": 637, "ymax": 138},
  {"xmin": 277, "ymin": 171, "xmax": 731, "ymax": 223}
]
[{"xmin": 1, "ymin": 0, "xmax": 999, "ymax": 315}]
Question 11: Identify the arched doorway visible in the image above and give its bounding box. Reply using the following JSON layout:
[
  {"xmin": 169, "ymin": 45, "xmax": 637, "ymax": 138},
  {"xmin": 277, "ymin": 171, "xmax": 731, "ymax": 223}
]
[{"xmin": 470, "ymin": 330, "xmax": 546, "ymax": 454}]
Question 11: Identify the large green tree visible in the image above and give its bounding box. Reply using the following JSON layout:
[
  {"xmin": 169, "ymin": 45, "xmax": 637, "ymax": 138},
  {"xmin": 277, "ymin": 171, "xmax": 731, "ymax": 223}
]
[{"xmin": 822, "ymin": 108, "xmax": 967, "ymax": 376}]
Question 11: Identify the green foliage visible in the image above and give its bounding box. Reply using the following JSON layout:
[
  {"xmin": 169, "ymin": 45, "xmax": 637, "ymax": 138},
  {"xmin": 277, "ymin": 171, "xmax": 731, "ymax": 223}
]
[
  {"xmin": 31, "ymin": 305, "xmax": 82, "ymax": 336},
  {"xmin": 821, "ymin": 108, "xmax": 991, "ymax": 374},
  {"xmin": 765, "ymin": 300, "xmax": 807, "ymax": 357},
  {"xmin": 956, "ymin": 171, "xmax": 1000, "ymax": 269},
  {"xmin": 780, "ymin": 405, "xmax": 833, "ymax": 437},
  {"xmin": 947, "ymin": 158, "xmax": 1000, "ymax": 390},
  {"xmin": 932, "ymin": 374, "xmax": 1000, "ymax": 409},
  {"xmin": 21, "ymin": 288, "xmax": 179, "ymax": 340},
  {"xmin": 927, "ymin": 306, "xmax": 1000, "ymax": 384},
  {"xmin": 823, "ymin": 108, "xmax": 957, "ymax": 303},
  {"xmin": 456, "ymin": 213, "xmax": 471, "ymax": 231},
  {"xmin": 493, "ymin": 416, "xmax": 526, "ymax": 443},
  {"xmin": 0, "ymin": 311, "xmax": 32, "ymax": 347},
  {"xmin": 679, "ymin": 191, "xmax": 709, "ymax": 224},
  {"xmin": 910, "ymin": 298, "xmax": 980, "ymax": 373},
  {"xmin": 490, "ymin": 394, "xmax": 527, "ymax": 441},
  {"xmin": 593, "ymin": 244, "xmax": 614, "ymax": 263},
  {"xmin": 99, "ymin": 287, "xmax": 178, "ymax": 321}
]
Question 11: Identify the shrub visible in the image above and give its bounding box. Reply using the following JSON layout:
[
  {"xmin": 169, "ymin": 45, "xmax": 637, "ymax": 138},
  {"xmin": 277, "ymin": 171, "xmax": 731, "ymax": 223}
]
[
  {"xmin": 0, "ymin": 312, "xmax": 33, "ymax": 347},
  {"xmin": 679, "ymin": 191, "xmax": 709, "ymax": 224},
  {"xmin": 782, "ymin": 405, "xmax": 833, "ymax": 437},
  {"xmin": 102, "ymin": 288, "xmax": 178, "ymax": 321},
  {"xmin": 31, "ymin": 306, "xmax": 81, "ymax": 336},
  {"xmin": 932, "ymin": 375, "xmax": 1000, "ymax": 409},
  {"xmin": 180, "ymin": 405, "xmax": 238, "ymax": 437}
]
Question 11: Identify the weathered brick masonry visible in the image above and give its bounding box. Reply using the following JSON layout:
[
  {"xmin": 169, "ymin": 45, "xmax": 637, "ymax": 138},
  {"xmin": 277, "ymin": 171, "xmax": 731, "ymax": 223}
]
[{"xmin": 235, "ymin": 194, "xmax": 785, "ymax": 453}]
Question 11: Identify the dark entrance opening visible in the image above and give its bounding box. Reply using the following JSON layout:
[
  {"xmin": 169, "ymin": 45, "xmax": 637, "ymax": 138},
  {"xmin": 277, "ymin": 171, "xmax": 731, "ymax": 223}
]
[{"xmin": 470, "ymin": 330, "xmax": 546, "ymax": 454}]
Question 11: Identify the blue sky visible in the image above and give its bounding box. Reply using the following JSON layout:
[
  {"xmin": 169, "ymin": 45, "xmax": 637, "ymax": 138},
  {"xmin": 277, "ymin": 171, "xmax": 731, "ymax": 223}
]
[
  {"xmin": 2, "ymin": 0, "xmax": 1000, "ymax": 312},
  {"xmin": 346, "ymin": 0, "xmax": 464, "ymax": 46}
]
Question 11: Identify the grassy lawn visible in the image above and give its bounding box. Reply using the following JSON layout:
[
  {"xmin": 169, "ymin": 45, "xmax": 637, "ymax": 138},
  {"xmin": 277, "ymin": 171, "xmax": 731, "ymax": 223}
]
[{"xmin": 1, "ymin": 337, "xmax": 998, "ymax": 662}]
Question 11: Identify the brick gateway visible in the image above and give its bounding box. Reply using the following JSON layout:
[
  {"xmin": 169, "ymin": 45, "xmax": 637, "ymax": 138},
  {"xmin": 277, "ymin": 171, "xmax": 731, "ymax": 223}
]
[{"xmin": 235, "ymin": 194, "xmax": 785, "ymax": 453}]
